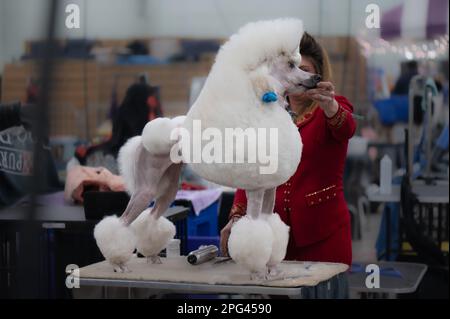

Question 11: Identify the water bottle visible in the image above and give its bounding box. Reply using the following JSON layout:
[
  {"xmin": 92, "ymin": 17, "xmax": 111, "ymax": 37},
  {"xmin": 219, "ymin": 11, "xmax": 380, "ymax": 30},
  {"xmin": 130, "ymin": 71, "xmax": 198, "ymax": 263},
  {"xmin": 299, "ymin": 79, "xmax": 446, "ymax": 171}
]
[
  {"xmin": 166, "ymin": 239, "xmax": 181, "ymax": 258},
  {"xmin": 380, "ymin": 155, "xmax": 392, "ymax": 194}
]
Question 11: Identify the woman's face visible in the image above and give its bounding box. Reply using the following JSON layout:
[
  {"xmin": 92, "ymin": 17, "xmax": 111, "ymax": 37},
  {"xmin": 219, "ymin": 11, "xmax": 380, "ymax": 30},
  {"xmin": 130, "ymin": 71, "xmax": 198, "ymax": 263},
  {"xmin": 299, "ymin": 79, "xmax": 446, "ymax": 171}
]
[{"xmin": 288, "ymin": 56, "xmax": 317, "ymax": 107}]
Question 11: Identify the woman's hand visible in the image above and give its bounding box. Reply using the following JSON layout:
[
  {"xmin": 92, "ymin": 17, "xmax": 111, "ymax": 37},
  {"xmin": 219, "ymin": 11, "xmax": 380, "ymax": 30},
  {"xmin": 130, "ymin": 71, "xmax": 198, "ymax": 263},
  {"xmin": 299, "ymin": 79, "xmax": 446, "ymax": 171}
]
[
  {"xmin": 305, "ymin": 82, "xmax": 339, "ymax": 118},
  {"xmin": 219, "ymin": 216, "xmax": 241, "ymax": 256}
]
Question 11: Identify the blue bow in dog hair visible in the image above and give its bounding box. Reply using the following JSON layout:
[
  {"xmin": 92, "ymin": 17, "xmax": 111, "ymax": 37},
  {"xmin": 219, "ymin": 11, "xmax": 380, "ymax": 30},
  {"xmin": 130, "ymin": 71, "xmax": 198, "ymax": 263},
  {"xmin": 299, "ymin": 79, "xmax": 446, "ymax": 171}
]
[{"xmin": 262, "ymin": 91, "xmax": 278, "ymax": 103}]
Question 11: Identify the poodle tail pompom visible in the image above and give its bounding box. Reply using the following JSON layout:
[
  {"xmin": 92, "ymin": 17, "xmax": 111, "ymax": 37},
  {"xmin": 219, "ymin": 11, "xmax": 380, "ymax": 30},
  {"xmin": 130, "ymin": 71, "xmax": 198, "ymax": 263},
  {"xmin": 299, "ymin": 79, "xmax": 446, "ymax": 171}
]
[
  {"xmin": 117, "ymin": 135, "xmax": 142, "ymax": 195},
  {"xmin": 94, "ymin": 215, "xmax": 136, "ymax": 267},
  {"xmin": 228, "ymin": 217, "xmax": 273, "ymax": 273},
  {"xmin": 142, "ymin": 116, "xmax": 185, "ymax": 156},
  {"xmin": 265, "ymin": 213, "xmax": 290, "ymax": 267},
  {"xmin": 171, "ymin": 115, "xmax": 186, "ymax": 128}
]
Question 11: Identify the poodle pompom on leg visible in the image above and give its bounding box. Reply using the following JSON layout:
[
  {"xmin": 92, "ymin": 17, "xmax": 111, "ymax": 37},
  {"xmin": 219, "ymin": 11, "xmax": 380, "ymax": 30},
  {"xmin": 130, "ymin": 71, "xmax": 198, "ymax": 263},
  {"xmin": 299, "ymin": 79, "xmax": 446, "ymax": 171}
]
[
  {"xmin": 130, "ymin": 208, "xmax": 176, "ymax": 263},
  {"xmin": 265, "ymin": 213, "xmax": 290, "ymax": 276},
  {"xmin": 228, "ymin": 216, "xmax": 273, "ymax": 280},
  {"xmin": 94, "ymin": 215, "xmax": 137, "ymax": 272}
]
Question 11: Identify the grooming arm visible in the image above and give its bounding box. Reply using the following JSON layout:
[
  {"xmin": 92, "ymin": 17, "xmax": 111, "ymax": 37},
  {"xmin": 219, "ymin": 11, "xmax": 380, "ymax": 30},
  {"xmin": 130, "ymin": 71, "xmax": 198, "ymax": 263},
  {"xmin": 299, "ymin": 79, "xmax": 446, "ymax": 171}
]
[
  {"xmin": 325, "ymin": 96, "xmax": 356, "ymax": 142},
  {"xmin": 229, "ymin": 189, "xmax": 248, "ymax": 220}
]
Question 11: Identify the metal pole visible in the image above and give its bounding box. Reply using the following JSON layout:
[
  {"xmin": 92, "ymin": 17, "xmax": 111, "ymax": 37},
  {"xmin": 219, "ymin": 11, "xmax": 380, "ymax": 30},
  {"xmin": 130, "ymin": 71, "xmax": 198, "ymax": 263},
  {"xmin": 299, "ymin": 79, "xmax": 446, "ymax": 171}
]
[
  {"xmin": 425, "ymin": 88, "xmax": 433, "ymax": 178},
  {"xmin": 18, "ymin": 0, "xmax": 59, "ymax": 298}
]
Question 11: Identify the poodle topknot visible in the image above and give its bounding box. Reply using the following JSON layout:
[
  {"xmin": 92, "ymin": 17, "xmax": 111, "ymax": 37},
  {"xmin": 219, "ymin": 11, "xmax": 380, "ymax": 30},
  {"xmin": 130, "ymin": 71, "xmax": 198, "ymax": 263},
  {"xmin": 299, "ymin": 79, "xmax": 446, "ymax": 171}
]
[{"xmin": 216, "ymin": 18, "xmax": 304, "ymax": 70}]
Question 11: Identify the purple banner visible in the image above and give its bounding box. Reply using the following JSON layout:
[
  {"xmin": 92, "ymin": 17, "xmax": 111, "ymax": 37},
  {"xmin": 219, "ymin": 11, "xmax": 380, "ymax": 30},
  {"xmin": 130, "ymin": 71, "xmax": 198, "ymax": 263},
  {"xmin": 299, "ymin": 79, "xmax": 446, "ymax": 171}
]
[
  {"xmin": 427, "ymin": 0, "xmax": 448, "ymax": 38},
  {"xmin": 381, "ymin": 4, "xmax": 403, "ymax": 40}
]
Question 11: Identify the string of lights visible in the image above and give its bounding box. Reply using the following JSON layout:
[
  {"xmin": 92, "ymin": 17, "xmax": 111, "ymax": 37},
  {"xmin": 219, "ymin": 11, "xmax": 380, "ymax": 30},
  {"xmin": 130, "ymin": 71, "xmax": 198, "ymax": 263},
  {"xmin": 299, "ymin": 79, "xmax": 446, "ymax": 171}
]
[{"xmin": 357, "ymin": 34, "xmax": 449, "ymax": 60}]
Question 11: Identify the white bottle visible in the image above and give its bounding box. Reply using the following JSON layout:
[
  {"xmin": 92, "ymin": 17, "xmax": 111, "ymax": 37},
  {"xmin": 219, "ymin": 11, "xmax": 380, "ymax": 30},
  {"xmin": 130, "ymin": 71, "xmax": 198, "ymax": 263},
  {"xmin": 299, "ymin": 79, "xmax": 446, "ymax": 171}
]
[
  {"xmin": 380, "ymin": 155, "xmax": 392, "ymax": 194},
  {"xmin": 166, "ymin": 239, "xmax": 181, "ymax": 258}
]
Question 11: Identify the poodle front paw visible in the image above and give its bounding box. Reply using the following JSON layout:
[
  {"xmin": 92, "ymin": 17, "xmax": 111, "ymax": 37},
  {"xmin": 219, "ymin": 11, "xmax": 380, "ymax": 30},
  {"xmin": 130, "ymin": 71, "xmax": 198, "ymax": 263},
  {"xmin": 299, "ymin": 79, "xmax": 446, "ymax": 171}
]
[
  {"xmin": 266, "ymin": 265, "xmax": 282, "ymax": 278},
  {"xmin": 228, "ymin": 217, "xmax": 274, "ymax": 275},
  {"xmin": 250, "ymin": 270, "xmax": 268, "ymax": 282},
  {"xmin": 265, "ymin": 213, "xmax": 290, "ymax": 268},
  {"xmin": 94, "ymin": 215, "xmax": 136, "ymax": 272}
]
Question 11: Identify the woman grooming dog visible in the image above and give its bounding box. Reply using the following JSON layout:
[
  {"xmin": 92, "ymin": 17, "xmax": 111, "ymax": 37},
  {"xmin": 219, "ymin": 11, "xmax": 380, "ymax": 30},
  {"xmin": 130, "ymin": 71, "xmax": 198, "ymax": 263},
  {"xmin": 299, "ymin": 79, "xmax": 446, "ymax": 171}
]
[{"xmin": 221, "ymin": 32, "xmax": 356, "ymax": 266}]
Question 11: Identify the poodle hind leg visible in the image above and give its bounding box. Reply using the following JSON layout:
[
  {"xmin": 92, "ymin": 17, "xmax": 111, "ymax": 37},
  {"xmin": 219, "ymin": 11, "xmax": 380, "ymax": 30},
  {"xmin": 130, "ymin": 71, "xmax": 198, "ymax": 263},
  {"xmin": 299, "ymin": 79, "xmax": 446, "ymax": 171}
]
[
  {"xmin": 120, "ymin": 188, "xmax": 156, "ymax": 226},
  {"xmin": 94, "ymin": 215, "xmax": 137, "ymax": 272},
  {"xmin": 147, "ymin": 256, "xmax": 162, "ymax": 264},
  {"xmin": 132, "ymin": 164, "xmax": 181, "ymax": 263},
  {"xmin": 94, "ymin": 187, "xmax": 156, "ymax": 272},
  {"xmin": 151, "ymin": 163, "xmax": 182, "ymax": 220}
]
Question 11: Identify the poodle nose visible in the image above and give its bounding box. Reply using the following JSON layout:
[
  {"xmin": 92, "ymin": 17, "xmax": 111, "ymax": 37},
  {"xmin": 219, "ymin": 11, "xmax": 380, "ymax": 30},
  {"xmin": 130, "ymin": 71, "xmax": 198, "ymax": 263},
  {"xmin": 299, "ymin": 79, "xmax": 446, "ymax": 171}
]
[{"xmin": 298, "ymin": 74, "xmax": 321, "ymax": 89}]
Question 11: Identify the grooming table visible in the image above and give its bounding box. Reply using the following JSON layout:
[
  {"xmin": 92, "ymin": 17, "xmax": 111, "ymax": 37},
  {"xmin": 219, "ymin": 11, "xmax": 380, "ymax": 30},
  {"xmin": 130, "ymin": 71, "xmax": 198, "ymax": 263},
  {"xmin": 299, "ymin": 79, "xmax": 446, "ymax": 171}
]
[{"xmin": 76, "ymin": 257, "xmax": 349, "ymax": 299}]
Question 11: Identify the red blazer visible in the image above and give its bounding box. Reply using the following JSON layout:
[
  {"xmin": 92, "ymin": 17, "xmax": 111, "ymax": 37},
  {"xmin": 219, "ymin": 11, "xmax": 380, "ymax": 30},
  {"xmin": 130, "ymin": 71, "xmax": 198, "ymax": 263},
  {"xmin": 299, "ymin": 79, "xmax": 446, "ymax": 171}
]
[{"xmin": 230, "ymin": 95, "xmax": 356, "ymax": 247}]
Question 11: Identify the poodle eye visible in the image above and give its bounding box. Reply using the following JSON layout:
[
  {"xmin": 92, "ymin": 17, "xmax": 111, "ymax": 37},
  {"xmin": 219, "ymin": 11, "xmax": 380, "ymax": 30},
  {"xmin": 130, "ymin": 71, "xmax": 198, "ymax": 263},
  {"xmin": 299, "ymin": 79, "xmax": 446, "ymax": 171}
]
[{"xmin": 288, "ymin": 62, "xmax": 295, "ymax": 69}]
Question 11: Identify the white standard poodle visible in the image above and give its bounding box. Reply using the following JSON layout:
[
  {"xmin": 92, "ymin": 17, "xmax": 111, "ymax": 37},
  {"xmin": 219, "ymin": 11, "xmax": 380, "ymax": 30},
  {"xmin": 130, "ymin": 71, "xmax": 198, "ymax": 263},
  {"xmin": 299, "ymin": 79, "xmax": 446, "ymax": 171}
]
[{"xmin": 94, "ymin": 18, "xmax": 319, "ymax": 277}]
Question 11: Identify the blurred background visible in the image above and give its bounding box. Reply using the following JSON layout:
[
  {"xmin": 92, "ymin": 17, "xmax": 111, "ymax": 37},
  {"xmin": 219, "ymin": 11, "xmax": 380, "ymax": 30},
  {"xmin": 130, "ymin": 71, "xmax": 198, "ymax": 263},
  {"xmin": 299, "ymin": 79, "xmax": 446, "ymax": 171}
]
[{"xmin": 0, "ymin": 0, "xmax": 448, "ymax": 299}]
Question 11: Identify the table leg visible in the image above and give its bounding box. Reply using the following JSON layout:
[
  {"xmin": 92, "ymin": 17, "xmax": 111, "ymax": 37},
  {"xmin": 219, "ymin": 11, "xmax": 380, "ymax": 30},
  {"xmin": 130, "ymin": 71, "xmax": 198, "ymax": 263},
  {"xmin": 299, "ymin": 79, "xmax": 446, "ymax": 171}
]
[
  {"xmin": 437, "ymin": 204, "xmax": 442, "ymax": 250},
  {"xmin": 289, "ymin": 293, "xmax": 303, "ymax": 299},
  {"xmin": 386, "ymin": 205, "xmax": 391, "ymax": 261}
]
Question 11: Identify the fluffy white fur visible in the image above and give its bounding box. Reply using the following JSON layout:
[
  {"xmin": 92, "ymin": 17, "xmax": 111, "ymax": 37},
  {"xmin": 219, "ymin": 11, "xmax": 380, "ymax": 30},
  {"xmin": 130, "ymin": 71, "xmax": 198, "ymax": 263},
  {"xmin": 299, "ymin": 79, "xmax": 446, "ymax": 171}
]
[
  {"xmin": 142, "ymin": 117, "xmax": 177, "ymax": 155},
  {"xmin": 183, "ymin": 18, "xmax": 304, "ymax": 189},
  {"xmin": 93, "ymin": 215, "xmax": 136, "ymax": 271},
  {"xmin": 117, "ymin": 135, "xmax": 142, "ymax": 195},
  {"xmin": 228, "ymin": 217, "xmax": 274, "ymax": 273},
  {"xmin": 216, "ymin": 19, "xmax": 304, "ymax": 71},
  {"xmin": 265, "ymin": 213, "xmax": 290, "ymax": 267},
  {"xmin": 130, "ymin": 208, "xmax": 176, "ymax": 259}
]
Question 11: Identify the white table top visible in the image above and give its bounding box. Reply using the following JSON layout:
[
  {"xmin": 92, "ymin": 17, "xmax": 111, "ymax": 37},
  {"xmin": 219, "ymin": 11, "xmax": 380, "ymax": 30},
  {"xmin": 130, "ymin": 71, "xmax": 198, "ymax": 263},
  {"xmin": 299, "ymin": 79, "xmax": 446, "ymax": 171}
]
[{"xmin": 78, "ymin": 256, "xmax": 348, "ymax": 295}]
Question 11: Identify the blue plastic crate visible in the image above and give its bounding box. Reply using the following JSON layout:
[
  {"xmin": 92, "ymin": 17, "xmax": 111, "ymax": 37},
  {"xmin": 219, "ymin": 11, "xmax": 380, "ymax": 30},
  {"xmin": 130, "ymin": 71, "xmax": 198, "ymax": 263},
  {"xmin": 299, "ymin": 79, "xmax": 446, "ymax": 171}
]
[
  {"xmin": 373, "ymin": 95, "xmax": 409, "ymax": 125},
  {"xmin": 187, "ymin": 200, "xmax": 219, "ymax": 237}
]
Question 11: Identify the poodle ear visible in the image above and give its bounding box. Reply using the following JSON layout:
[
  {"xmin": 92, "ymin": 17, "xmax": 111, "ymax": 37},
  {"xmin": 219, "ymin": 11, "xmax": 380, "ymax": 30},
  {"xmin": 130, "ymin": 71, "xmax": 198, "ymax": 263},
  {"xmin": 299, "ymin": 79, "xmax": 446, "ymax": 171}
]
[{"xmin": 248, "ymin": 66, "xmax": 276, "ymax": 101}]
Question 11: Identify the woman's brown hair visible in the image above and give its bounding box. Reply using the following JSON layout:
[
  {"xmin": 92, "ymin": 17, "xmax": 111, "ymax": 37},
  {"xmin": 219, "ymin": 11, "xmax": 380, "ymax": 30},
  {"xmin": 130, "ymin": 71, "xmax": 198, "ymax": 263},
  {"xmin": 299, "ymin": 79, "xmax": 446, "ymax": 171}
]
[
  {"xmin": 299, "ymin": 32, "xmax": 332, "ymax": 82},
  {"xmin": 287, "ymin": 32, "xmax": 333, "ymax": 119}
]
